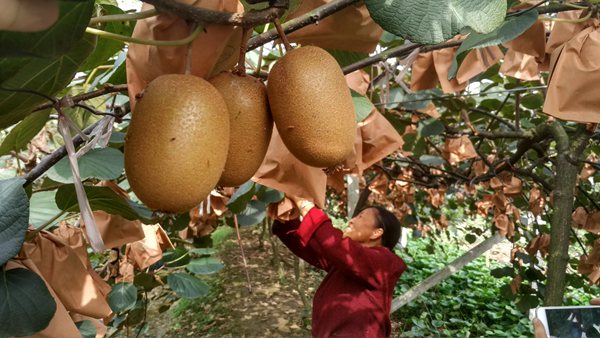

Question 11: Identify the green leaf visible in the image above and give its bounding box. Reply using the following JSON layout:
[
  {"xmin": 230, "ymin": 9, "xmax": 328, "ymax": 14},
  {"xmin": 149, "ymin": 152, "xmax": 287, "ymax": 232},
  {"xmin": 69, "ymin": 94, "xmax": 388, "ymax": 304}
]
[
  {"xmin": 0, "ymin": 33, "xmax": 96, "ymax": 129},
  {"xmin": 55, "ymin": 184, "xmax": 146, "ymax": 221},
  {"xmin": 516, "ymin": 294, "xmax": 539, "ymax": 312},
  {"xmin": 418, "ymin": 119, "xmax": 445, "ymax": 137},
  {"xmin": 351, "ymin": 90, "xmax": 374, "ymax": 123},
  {"xmin": 237, "ymin": 200, "xmax": 267, "ymax": 227},
  {"xmin": 75, "ymin": 320, "xmax": 97, "ymax": 338},
  {"xmin": 0, "ymin": 110, "xmax": 50, "ymax": 156},
  {"xmin": 365, "ymin": 0, "xmax": 507, "ymax": 44},
  {"xmin": 107, "ymin": 283, "xmax": 138, "ymax": 313},
  {"xmin": 419, "ymin": 155, "xmax": 444, "ymax": 166},
  {"xmin": 186, "ymin": 257, "xmax": 224, "ymax": 275},
  {"xmin": 29, "ymin": 190, "xmax": 65, "ymax": 229},
  {"xmin": 0, "ymin": 178, "xmax": 29, "ymax": 266},
  {"xmin": 0, "ymin": 268, "xmax": 56, "ymax": 337},
  {"xmin": 256, "ymin": 186, "xmax": 284, "ymax": 204},
  {"xmin": 167, "ymin": 273, "xmax": 209, "ymax": 299},
  {"xmin": 133, "ymin": 272, "xmax": 161, "ymax": 292},
  {"xmin": 448, "ymin": 10, "xmax": 538, "ymax": 79},
  {"xmin": 189, "ymin": 248, "xmax": 217, "ymax": 256},
  {"xmin": 491, "ymin": 266, "xmax": 514, "ymax": 278},
  {"xmin": 326, "ymin": 49, "xmax": 369, "ymax": 68},
  {"xmin": 521, "ymin": 93, "xmax": 544, "ymax": 110},
  {"xmin": 163, "ymin": 247, "xmax": 191, "ymax": 267},
  {"xmin": 46, "ymin": 148, "xmax": 124, "ymax": 183},
  {"xmin": 226, "ymin": 181, "xmax": 255, "ymax": 214},
  {"xmin": 0, "ymin": 0, "xmax": 94, "ymax": 58},
  {"xmin": 79, "ymin": 4, "xmax": 134, "ymax": 71}
]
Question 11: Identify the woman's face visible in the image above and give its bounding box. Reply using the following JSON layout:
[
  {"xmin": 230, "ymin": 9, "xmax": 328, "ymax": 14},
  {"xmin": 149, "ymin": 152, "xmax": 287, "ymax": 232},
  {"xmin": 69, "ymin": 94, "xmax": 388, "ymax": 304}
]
[{"xmin": 344, "ymin": 208, "xmax": 383, "ymax": 244}]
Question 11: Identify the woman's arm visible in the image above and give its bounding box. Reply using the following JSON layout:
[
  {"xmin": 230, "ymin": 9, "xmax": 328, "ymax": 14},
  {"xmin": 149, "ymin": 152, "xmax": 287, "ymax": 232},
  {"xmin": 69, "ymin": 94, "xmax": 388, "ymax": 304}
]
[
  {"xmin": 295, "ymin": 207, "xmax": 406, "ymax": 287},
  {"xmin": 272, "ymin": 218, "xmax": 329, "ymax": 271}
]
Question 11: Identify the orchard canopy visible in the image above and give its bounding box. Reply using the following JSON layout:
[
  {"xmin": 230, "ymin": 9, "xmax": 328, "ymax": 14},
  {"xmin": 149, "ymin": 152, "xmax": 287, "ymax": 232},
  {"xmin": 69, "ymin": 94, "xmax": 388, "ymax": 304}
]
[{"xmin": 1, "ymin": 0, "xmax": 600, "ymax": 337}]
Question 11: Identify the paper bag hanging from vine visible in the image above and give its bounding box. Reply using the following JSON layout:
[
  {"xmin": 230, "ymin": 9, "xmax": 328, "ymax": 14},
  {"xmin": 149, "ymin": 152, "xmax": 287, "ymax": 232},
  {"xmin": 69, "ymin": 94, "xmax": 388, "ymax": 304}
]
[
  {"xmin": 411, "ymin": 42, "xmax": 502, "ymax": 94},
  {"xmin": 79, "ymin": 181, "xmax": 145, "ymax": 249},
  {"xmin": 499, "ymin": 49, "xmax": 541, "ymax": 81},
  {"xmin": 126, "ymin": 0, "xmax": 244, "ymax": 109},
  {"xmin": 18, "ymin": 231, "xmax": 112, "ymax": 319},
  {"xmin": 4, "ymin": 260, "xmax": 83, "ymax": 338},
  {"xmin": 284, "ymin": 0, "xmax": 383, "ymax": 53},
  {"xmin": 252, "ymin": 128, "xmax": 328, "ymax": 208},
  {"xmin": 544, "ymin": 20, "xmax": 600, "ymax": 123},
  {"xmin": 546, "ymin": 9, "xmax": 595, "ymax": 56}
]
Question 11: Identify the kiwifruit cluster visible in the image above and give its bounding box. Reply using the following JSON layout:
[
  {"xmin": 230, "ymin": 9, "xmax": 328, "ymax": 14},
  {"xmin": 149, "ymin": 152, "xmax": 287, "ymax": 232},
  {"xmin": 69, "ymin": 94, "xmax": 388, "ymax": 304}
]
[{"xmin": 124, "ymin": 46, "xmax": 356, "ymax": 213}]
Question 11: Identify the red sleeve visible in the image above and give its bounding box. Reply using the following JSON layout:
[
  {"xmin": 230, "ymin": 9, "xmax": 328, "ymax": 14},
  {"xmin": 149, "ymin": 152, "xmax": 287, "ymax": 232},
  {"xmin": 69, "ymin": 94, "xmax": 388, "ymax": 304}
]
[
  {"xmin": 297, "ymin": 207, "xmax": 406, "ymax": 287},
  {"xmin": 272, "ymin": 218, "xmax": 329, "ymax": 271}
]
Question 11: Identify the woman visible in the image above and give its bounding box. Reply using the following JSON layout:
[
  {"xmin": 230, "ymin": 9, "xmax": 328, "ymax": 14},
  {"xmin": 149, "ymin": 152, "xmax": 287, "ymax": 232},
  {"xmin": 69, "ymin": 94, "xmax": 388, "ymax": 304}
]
[{"xmin": 272, "ymin": 198, "xmax": 407, "ymax": 338}]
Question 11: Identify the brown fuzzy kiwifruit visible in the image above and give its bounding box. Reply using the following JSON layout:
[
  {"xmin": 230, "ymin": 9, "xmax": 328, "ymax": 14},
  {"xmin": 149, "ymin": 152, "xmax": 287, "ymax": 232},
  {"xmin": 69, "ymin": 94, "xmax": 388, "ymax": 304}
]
[
  {"xmin": 210, "ymin": 72, "xmax": 273, "ymax": 187},
  {"xmin": 267, "ymin": 46, "xmax": 356, "ymax": 168},
  {"xmin": 124, "ymin": 74, "xmax": 230, "ymax": 213}
]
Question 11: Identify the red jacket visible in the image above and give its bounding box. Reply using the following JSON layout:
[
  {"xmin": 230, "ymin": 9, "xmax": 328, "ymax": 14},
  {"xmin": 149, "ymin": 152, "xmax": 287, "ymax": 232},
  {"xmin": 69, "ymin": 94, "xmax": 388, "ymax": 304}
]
[{"xmin": 273, "ymin": 207, "xmax": 407, "ymax": 338}]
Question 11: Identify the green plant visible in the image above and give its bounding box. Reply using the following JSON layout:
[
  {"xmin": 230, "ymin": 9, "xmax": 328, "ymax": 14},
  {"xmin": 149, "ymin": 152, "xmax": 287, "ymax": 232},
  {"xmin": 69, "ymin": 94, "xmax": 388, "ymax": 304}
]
[{"xmin": 394, "ymin": 238, "xmax": 531, "ymax": 337}]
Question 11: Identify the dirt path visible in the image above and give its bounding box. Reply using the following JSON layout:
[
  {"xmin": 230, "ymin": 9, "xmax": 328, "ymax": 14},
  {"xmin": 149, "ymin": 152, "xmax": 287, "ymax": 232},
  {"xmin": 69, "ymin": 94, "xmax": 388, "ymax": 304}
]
[{"xmin": 141, "ymin": 226, "xmax": 324, "ymax": 338}]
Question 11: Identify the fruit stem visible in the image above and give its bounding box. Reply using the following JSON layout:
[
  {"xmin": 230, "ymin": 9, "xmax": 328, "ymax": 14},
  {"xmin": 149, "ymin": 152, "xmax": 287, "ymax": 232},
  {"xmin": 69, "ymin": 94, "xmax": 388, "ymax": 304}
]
[
  {"xmin": 85, "ymin": 25, "xmax": 203, "ymax": 46},
  {"xmin": 234, "ymin": 214, "xmax": 253, "ymax": 293},
  {"xmin": 541, "ymin": 9, "xmax": 592, "ymax": 22},
  {"xmin": 273, "ymin": 18, "xmax": 292, "ymax": 52},
  {"xmin": 89, "ymin": 8, "xmax": 158, "ymax": 25},
  {"xmin": 184, "ymin": 23, "xmax": 197, "ymax": 75},
  {"xmin": 235, "ymin": 27, "xmax": 250, "ymax": 76}
]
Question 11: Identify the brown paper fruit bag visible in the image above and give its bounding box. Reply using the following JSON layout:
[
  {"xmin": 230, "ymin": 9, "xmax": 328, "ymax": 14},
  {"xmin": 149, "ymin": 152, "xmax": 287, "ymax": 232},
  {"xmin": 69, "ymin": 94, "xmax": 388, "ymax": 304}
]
[
  {"xmin": 20, "ymin": 231, "xmax": 112, "ymax": 319},
  {"xmin": 456, "ymin": 46, "xmax": 504, "ymax": 88},
  {"xmin": 544, "ymin": 22, "xmax": 600, "ymax": 123},
  {"xmin": 80, "ymin": 181, "xmax": 145, "ymax": 248},
  {"xmin": 126, "ymin": 0, "xmax": 243, "ymax": 109},
  {"xmin": 5, "ymin": 260, "xmax": 83, "ymax": 338},
  {"xmin": 412, "ymin": 40, "xmax": 502, "ymax": 93},
  {"xmin": 285, "ymin": 0, "xmax": 383, "ymax": 53},
  {"xmin": 503, "ymin": 20, "xmax": 546, "ymax": 62},
  {"xmin": 252, "ymin": 128, "xmax": 328, "ymax": 208},
  {"xmin": 128, "ymin": 224, "xmax": 173, "ymax": 270},
  {"xmin": 499, "ymin": 49, "xmax": 541, "ymax": 81},
  {"xmin": 546, "ymin": 10, "xmax": 593, "ymax": 56}
]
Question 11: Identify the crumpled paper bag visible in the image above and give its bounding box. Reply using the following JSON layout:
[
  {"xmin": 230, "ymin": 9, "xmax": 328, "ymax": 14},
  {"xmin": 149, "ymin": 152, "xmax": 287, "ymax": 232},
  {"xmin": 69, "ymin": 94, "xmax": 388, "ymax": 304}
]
[
  {"xmin": 126, "ymin": 0, "xmax": 244, "ymax": 109},
  {"xmin": 127, "ymin": 224, "xmax": 174, "ymax": 270},
  {"xmin": 544, "ymin": 21, "xmax": 600, "ymax": 123},
  {"xmin": 285, "ymin": 0, "xmax": 383, "ymax": 53},
  {"xmin": 252, "ymin": 127, "xmax": 327, "ymax": 208}
]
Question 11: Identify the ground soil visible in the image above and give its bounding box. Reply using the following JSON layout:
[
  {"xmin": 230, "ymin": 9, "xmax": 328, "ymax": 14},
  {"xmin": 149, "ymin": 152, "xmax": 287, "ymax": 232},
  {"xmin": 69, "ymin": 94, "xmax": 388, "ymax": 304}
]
[{"xmin": 139, "ymin": 226, "xmax": 324, "ymax": 338}]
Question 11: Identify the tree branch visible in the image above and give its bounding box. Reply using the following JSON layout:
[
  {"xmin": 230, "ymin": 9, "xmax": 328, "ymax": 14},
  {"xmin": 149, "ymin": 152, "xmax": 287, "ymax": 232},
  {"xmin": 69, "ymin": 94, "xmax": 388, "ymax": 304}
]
[
  {"xmin": 341, "ymin": 3, "xmax": 586, "ymax": 74},
  {"xmin": 545, "ymin": 123, "xmax": 591, "ymax": 306},
  {"xmin": 469, "ymin": 130, "xmax": 533, "ymax": 140},
  {"xmin": 247, "ymin": 0, "xmax": 360, "ymax": 50},
  {"xmin": 34, "ymin": 84, "xmax": 127, "ymax": 112},
  {"xmin": 141, "ymin": 0, "xmax": 288, "ymax": 27}
]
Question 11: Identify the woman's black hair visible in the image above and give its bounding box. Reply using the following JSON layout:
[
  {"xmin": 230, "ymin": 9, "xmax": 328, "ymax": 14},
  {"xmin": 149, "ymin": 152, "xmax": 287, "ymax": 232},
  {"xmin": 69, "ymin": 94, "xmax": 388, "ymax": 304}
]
[{"xmin": 365, "ymin": 206, "xmax": 402, "ymax": 250}]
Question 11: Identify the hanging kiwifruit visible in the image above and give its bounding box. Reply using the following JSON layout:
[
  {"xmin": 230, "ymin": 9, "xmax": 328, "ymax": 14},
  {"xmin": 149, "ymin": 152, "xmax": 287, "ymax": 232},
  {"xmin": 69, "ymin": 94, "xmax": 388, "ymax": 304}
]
[
  {"xmin": 209, "ymin": 72, "xmax": 273, "ymax": 187},
  {"xmin": 124, "ymin": 74, "xmax": 230, "ymax": 213},
  {"xmin": 267, "ymin": 46, "xmax": 356, "ymax": 168}
]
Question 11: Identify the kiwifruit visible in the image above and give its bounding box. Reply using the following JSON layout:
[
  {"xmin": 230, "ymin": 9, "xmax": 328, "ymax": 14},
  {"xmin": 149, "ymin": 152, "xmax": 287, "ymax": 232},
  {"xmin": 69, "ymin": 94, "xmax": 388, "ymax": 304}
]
[
  {"xmin": 209, "ymin": 72, "xmax": 273, "ymax": 187},
  {"xmin": 124, "ymin": 74, "xmax": 230, "ymax": 213},
  {"xmin": 267, "ymin": 46, "xmax": 356, "ymax": 168}
]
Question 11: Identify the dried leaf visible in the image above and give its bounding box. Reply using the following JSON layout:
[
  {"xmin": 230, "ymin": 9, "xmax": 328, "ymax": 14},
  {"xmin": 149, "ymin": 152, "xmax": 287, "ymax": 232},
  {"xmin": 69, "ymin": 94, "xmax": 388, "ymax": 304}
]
[
  {"xmin": 572, "ymin": 207, "xmax": 588, "ymax": 228},
  {"xmin": 528, "ymin": 187, "xmax": 545, "ymax": 216},
  {"xmin": 472, "ymin": 159, "xmax": 488, "ymax": 176},
  {"xmin": 492, "ymin": 191, "xmax": 510, "ymax": 212},
  {"xmin": 510, "ymin": 274, "xmax": 522, "ymax": 295},
  {"xmin": 475, "ymin": 194, "xmax": 494, "ymax": 217},
  {"xmin": 526, "ymin": 234, "xmax": 551, "ymax": 257},
  {"xmin": 494, "ymin": 213, "xmax": 514, "ymax": 237},
  {"xmin": 584, "ymin": 211, "xmax": 600, "ymax": 235},
  {"xmin": 443, "ymin": 136, "xmax": 478, "ymax": 165}
]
